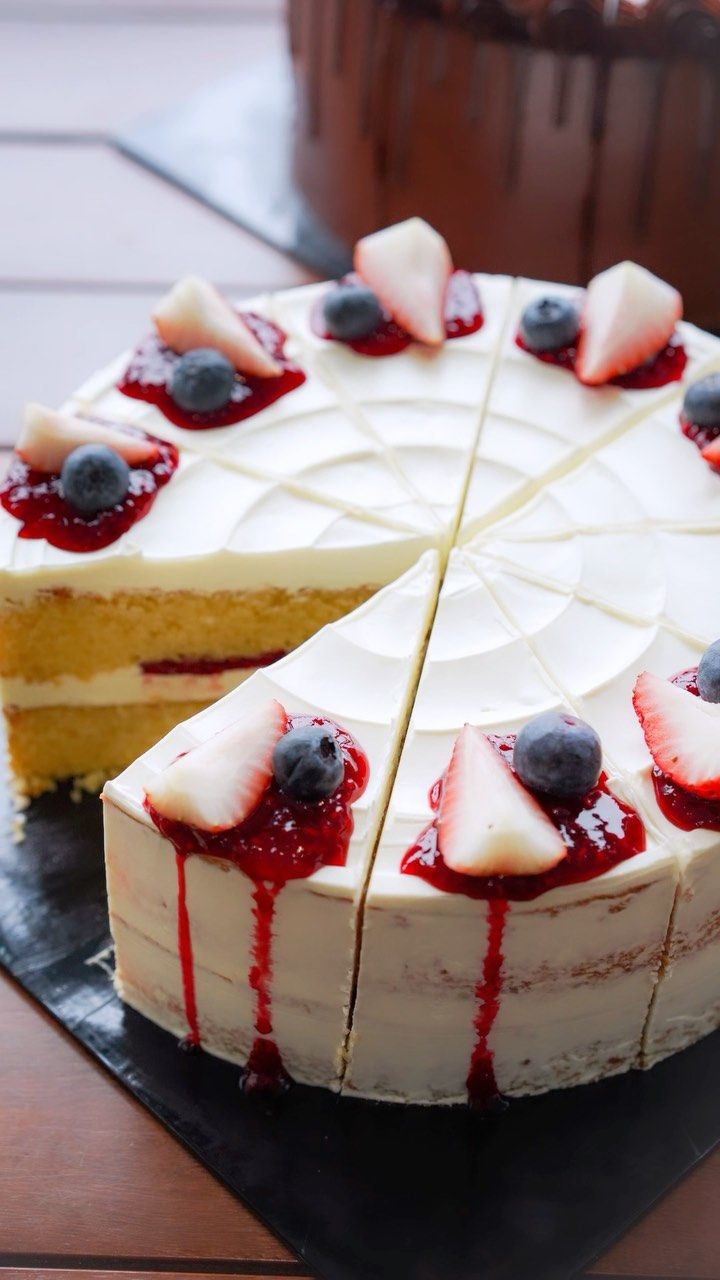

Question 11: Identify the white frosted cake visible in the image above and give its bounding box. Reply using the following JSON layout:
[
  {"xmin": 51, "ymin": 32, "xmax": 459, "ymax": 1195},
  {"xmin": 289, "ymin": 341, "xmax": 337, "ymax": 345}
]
[{"xmin": 6, "ymin": 218, "xmax": 720, "ymax": 1104}]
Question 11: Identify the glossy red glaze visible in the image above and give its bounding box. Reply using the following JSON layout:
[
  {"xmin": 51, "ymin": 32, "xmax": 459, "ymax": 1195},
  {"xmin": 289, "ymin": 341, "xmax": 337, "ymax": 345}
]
[
  {"xmin": 650, "ymin": 668, "xmax": 720, "ymax": 832},
  {"xmin": 680, "ymin": 414, "xmax": 720, "ymax": 455},
  {"xmin": 0, "ymin": 427, "xmax": 178, "ymax": 552},
  {"xmin": 401, "ymin": 732, "xmax": 646, "ymax": 1106},
  {"xmin": 311, "ymin": 269, "xmax": 483, "ymax": 356},
  {"xmin": 516, "ymin": 332, "xmax": 687, "ymax": 389},
  {"xmin": 118, "ymin": 312, "xmax": 305, "ymax": 429},
  {"xmin": 145, "ymin": 714, "xmax": 369, "ymax": 1091},
  {"xmin": 141, "ymin": 651, "xmax": 287, "ymax": 677}
]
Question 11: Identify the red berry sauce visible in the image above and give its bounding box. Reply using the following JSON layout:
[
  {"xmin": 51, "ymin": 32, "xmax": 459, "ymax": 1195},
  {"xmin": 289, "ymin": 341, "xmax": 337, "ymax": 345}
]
[
  {"xmin": 118, "ymin": 312, "xmax": 305, "ymax": 430},
  {"xmin": 516, "ymin": 332, "xmax": 687, "ymax": 390},
  {"xmin": 141, "ymin": 651, "xmax": 287, "ymax": 677},
  {"xmin": 145, "ymin": 714, "xmax": 369, "ymax": 1091},
  {"xmin": 0, "ymin": 426, "xmax": 178, "ymax": 553},
  {"xmin": 680, "ymin": 415, "xmax": 720, "ymax": 456},
  {"xmin": 401, "ymin": 733, "xmax": 646, "ymax": 1107},
  {"xmin": 650, "ymin": 669, "xmax": 720, "ymax": 831},
  {"xmin": 311, "ymin": 270, "xmax": 483, "ymax": 357}
]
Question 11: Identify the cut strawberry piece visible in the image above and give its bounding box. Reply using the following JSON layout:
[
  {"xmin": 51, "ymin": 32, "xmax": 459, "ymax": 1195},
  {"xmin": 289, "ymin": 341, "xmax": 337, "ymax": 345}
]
[
  {"xmin": 437, "ymin": 724, "xmax": 567, "ymax": 877},
  {"xmin": 16, "ymin": 403, "xmax": 158, "ymax": 473},
  {"xmin": 145, "ymin": 699, "xmax": 287, "ymax": 832},
  {"xmin": 701, "ymin": 436, "xmax": 720, "ymax": 469},
  {"xmin": 576, "ymin": 261, "xmax": 682, "ymax": 386},
  {"xmin": 633, "ymin": 670, "xmax": 720, "ymax": 799},
  {"xmin": 152, "ymin": 276, "xmax": 282, "ymax": 378},
  {"xmin": 354, "ymin": 218, "xmax": 452, "ymax": 347}
]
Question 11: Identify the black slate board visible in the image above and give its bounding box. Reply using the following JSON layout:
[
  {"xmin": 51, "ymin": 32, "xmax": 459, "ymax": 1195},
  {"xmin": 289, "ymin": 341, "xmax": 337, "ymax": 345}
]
[{"xmin": 2, "ymin": 777, "xmax": 720, "ymax": 1280}]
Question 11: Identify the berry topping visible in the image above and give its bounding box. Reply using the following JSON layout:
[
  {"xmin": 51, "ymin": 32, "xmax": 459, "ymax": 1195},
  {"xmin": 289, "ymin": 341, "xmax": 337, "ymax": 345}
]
[
  {"xmin": 701, "ymin": 435, "xmax": 720, "ymax": 468},
  {"xmin": 437, "ymin": 724, "xmax": 567, "ymax": 877},
  {"xmin": 153, "ymin": 276, "xmax": 282, "ymax": 378},
  {"xmin": 354, "ymin": 217, "xmax": 452, "ymax": 347},
  {"xmin": 145, "ymin": 699, "xmax": 287, "ymax": 832},
  {"xmin": 322, "ymin": 283, "xmax": 384, "ymax": 342},
  {"xmin": 272, "ymin": 723, "xmax": 345, "ymax": 803},
  {"xmin": 697, "ymin": 640, "xmax": 720, "ymax": 703},
  {"xmin": 514, "ymin": 711, "xmax": 602, "ymax": 798},
  {"xmin": 17, "ymin": 402, "xmax": 157, "ymax": 473},
  {"xmin": 60, "ymin": 444, "xmax": 130, "ymax": 515},
  {"xmin": 169, "ymin": 348, "xmax": 235, "ymax": 414},
  {"xmin": 633, "ymin": 670, "xmax": 720, "ymax": 800},
  {"xmin": 576, "ymin": 261, "xmax": 682, "ymax": 386},
  {"xmin": 519, "ymin": 296, "xmax": 580, "ymax": 353},
  {"xmin": 684, "ymin": 373, "xmax": 720, "ymax": 428}
]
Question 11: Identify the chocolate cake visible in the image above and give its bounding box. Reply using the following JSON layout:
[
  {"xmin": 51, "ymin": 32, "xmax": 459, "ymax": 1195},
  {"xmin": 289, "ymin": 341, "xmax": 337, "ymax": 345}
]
[{"xmin": 289, "ymin": 0, "xmax": 720, "ymax": 327}]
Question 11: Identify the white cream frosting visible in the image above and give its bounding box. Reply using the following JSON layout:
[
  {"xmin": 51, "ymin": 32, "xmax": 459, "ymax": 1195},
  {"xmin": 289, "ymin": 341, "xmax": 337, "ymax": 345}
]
[
  {"xmin": 104, "ymin": 552, "xmax": 440, "ymax": 1089},
  {"xmin": 0, "ymin": 276, "xmax": 511, "ymax": 603}
]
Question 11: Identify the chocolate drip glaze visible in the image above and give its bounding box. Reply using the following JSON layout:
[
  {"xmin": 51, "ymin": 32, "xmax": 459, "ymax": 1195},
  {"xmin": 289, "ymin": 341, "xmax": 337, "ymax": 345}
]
[{"xmin": 289, "ymin": 0, "xmax": 720, "ymax": 327}]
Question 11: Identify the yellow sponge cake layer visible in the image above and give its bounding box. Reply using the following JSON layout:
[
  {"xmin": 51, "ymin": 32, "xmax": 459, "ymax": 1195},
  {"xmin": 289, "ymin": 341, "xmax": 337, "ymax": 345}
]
[
  {"xmin": 7, "ymin": 700, "xmax": 212, "ymax": 797},
  {"xmin": 0, "ymin": 585, "xmax": 375, "ymax": 682}
]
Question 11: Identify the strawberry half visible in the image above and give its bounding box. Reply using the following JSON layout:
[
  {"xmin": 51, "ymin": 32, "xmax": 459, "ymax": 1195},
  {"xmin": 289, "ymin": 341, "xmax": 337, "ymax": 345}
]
[
  {"xmin": 633, "ymin": 670, "xmax": 720, "ymax": 799},
  {"xmin": 437, "ymin": 724, "xmax": 567, "ymax": 877},
  {"xmin": 354, "ymin": 217, "xmax": 452, "ymax": 347},
  {"xmin": 152, "ymin": 276, "xmax": 281, "ymax": 378},
  {"xmin": 17, "ymin": 403, "xmax": 158, "ymax": 473},
  {"xmin": 145, "ymin": 699, "xmax": 287, "ymax": 832},
  {"xmin": 576, "ymin": 261, "xmax": 682, "ymax": 386}
]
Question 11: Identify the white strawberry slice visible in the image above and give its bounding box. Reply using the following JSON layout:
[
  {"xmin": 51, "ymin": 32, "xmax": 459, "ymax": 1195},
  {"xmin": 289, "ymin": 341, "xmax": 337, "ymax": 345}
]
[
  {"xmin": 437, "ymin": 724, "xmax": 567, "ymax": 877},
  {"xmin": 701, "ymin": 436, "xmax": 720, "ymax": 469},
  {"xmin": 17, "ymin": 403, "xmax": 158, "ymax": 472},
  {"xmin": 145, "ymin": 699, "xmax": 287, "ymax": 832},
  {"xmin": 152, "ymin": 276, "xmax": 281, "ymax": 378},
  {"xmin": 576, "ymin": 261, "xmax": 682, "ymax": 386},
  {"xmin": 354, "ymin": 217, "xmax": 452, "ymax": 347},
  {"xmin": 633, "ymin": 670, "xmax": 720, "ymax": 799}
]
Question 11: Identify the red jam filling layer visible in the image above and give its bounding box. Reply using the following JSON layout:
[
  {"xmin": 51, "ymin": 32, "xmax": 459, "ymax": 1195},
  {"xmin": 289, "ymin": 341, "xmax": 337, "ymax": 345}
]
[
  {"xmin": 516, "ymin": 332, "xmax": 687, "ymax": 390},
  {"xmin": 141, "ymin": 651, "xmax": 287, "ymax": 677},
  {"xmin": 0, "ymin": 427, "xmax": 178, "ymax": 553},
  {"xmin": 650, "ymin": 669, "xmax": 720, "ymax": 832},
  {"xmin": 118, "ymin": 312, "xmax": 305, "ymax": 429},
  {"xmin": 680, "ymin": 415, "xmax": 720, "ymax": 455},
  {"xmin": 311, "ymin": 269, "xmax": 483, "ymax": 356},
  {"xmin": 145, "ymin": 714, "xmax": 369, "ymax": 1091},
  {"xmin": 401, "ymin": 733, "xmax": 646, "ymax": 1107}
]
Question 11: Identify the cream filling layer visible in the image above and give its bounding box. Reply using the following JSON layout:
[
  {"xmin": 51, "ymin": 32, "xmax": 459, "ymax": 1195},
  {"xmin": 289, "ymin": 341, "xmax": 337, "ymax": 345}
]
[{"xmin": 2, "ymin": 665, "xmax": 257, "ymax": 709}]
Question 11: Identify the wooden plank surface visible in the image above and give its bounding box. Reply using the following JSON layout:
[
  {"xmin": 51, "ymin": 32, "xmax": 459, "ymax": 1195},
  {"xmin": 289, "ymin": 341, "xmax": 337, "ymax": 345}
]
[{"xmin": 0, "ymin": 3, "xmax": 718, "ymax": 1278}]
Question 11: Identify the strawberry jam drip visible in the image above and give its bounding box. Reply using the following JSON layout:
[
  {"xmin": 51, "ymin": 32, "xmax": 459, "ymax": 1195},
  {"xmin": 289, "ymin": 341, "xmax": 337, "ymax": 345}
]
[
  {"xmin": 680, "ymin": 415, "xmax": 720, "ymax": 455},
  {"xmin": 650, "ymin": 668, "xmax": 720, "ymax": 832},
  {"xmin": 401, "ymin": 733, "xmax": 646, "ymax": 1107},
  {"xmin": 0, "ymin": 426, "xmax": 178, "ymax": 552},
  {"xmin": 145, "ymin": 714, "xmax": 369, "ymax": 1092},
  {"xmin": 311, "ymin": 269, "xmax": 483, "ymax": 356},
  {"xmin": 516, "ymin": 332, "xmax": 687, "ymax": 390},
  {"xmin": 141, "ymin": 651, "xmax": 287, "ymax": 677},
  {"xmin": 118, "ymin": 312, "xmax": 305, "ymax": 429}
]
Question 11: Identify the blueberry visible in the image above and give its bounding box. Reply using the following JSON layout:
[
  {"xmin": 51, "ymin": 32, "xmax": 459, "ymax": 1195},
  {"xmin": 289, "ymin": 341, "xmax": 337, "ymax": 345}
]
[
  {"xmin": 514, "ymin": 711, "xmax": 602, "ymax": 798},
  {"xmin": 519, "ymin": 296, "xmax": 580, "ymax": 353},
  {"xmin": 169, "ymin": 348, "xmax": 235, "ymax": 413},
  {"xmin": 272, "ymin": 724, "xmax": 344, "ymax": 802},
  {"xmin": 322, "ymin": 284, "xmax": 383, "ymax": 341},
  {"xmin": 60, "ymin": 444, "xmax": 130, "ymax": 515},
  {"xmin": 682, "ymin": 374, "xmax": 720, "ymax": 428},
  {"xmin": 697, "ymin": 639, "xmax": 720, "ymax": 702}
]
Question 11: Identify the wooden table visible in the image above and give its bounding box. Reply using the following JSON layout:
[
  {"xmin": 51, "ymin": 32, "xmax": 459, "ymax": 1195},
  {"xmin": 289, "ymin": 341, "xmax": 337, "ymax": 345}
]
[{"xmin": 0, "ymin": 4, "xmax": 718, "ymax": 1278}]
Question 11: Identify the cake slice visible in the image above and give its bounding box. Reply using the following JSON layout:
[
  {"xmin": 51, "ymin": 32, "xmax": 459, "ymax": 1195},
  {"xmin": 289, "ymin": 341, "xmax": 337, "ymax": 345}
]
[
  {"xmin": 344, "ymin": 551, "xmax": 676, "ymax": 1104},
  {"xmin": 460, "ymin": 275, "xmax": 720, "ymax": 540},
  {"xmin": 468, "ymin": 550, "xmax": 720, "ymax": 1081},
  {"xmin": 103, "ymin": 552, "xmax": 439, "ymax": 1090},
  {"xmin": 1, "ymin": 242, "xmax": 515, "ymax": 797}
]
